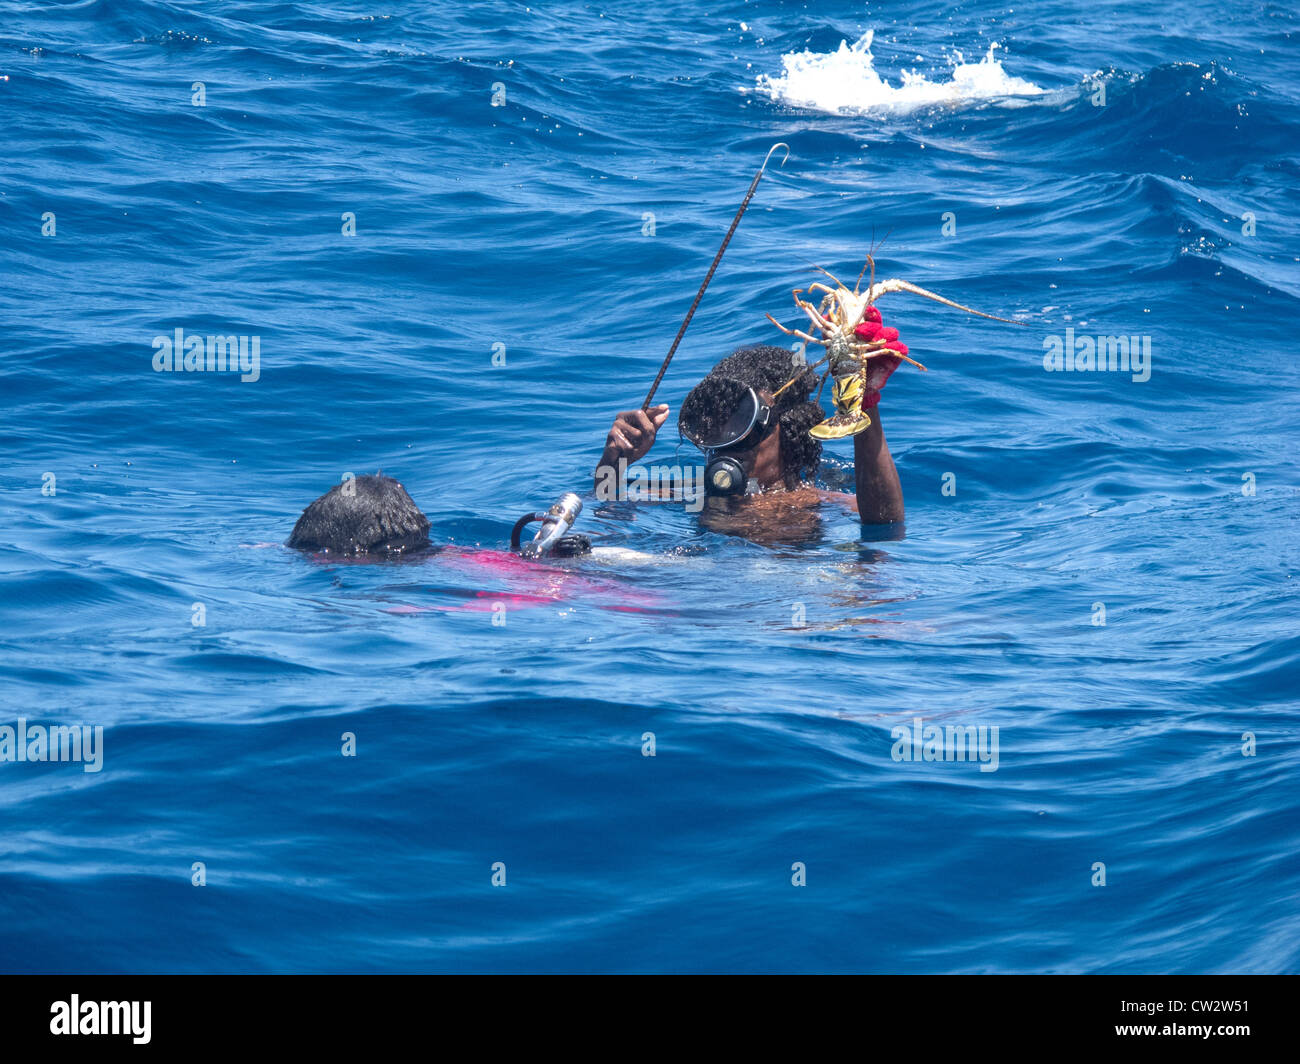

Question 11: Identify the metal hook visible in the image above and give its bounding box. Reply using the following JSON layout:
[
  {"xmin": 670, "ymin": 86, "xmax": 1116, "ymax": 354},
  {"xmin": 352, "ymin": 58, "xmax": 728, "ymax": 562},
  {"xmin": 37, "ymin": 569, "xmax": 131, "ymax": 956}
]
[{"xmin": 761, "ymin": 141, "xmax": 791, "ymax": 174}]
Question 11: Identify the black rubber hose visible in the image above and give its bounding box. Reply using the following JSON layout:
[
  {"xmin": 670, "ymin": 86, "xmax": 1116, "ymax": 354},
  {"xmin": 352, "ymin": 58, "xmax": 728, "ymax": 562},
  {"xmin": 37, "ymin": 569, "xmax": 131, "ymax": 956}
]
[{"xmin": 510, "ymin": 513, "xmax": 543, "ymax": 551}]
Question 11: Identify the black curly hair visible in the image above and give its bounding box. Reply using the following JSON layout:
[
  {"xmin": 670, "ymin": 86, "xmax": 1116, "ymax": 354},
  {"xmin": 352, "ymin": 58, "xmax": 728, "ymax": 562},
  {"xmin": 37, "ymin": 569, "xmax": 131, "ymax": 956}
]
[
  {"xmin": 287, "ymin": 473, "xmax": 431, "ymax": 555},
  {"xmin": 679, "ymin": 344, "xmax": 823, "ymax": 489}
]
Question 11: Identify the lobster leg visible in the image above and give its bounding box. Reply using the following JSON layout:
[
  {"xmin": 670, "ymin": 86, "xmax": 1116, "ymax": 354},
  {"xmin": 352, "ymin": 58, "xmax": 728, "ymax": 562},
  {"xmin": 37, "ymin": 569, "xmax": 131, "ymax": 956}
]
[
  {"xmin": 793, "ymin": 295, "xmax": 836, "ymax": 333},
  {"xmin": 810, "ymin": 265, "xmax": 848, "ymax": 289},
  {"xmin": 867, "ymin": 279, "xmax": 1024, "ymax": 325},
  {"xmin": 852, "ymin": 258, "xmax": 872, "ymax": 296},
  {"xmin": 765, "ymin": 314, "xmax": 824, "ymax": 348},
  {"xmin": 861, "ymin": 345, "xmax": 928, "ymax": 373},
  {"xmin": 814, "ymin": 367, "xmax": 830, "ymax": 406},
  {"xmin": 772, "ymin": 352, "xmax": 834, "ymax": 400}
]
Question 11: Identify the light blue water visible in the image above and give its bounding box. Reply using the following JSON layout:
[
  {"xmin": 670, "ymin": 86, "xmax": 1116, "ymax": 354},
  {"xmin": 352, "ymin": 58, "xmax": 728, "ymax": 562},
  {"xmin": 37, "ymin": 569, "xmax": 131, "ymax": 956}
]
[{"xmin": 1, "ymin": 0, "xmax": 1298, "ymax": 973}]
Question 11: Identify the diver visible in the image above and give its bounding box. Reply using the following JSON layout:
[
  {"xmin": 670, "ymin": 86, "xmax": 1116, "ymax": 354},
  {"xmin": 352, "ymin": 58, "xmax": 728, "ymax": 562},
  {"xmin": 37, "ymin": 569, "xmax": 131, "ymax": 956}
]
[
  {"xmin": 287, "ymin": 474, "xmax": 588, "ymax": 559},
  {"xmin": 287, "ymin": 473, "xmax": 432, "ymax": 555},
  {"xmin": 594, "ymin": 309, "xmax": 910, "ymax": 535}
]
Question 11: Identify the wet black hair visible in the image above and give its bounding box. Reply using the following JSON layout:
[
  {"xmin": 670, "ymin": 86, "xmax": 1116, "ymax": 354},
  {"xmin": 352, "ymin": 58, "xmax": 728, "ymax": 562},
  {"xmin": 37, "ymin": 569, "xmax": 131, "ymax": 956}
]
[
  {"xmin": 679, "ymin": 344, "xmax": 823, "ymax": 488},
  {"xmin": 287, "ymin": 473, "xmax": 431, "ymax": 555}
]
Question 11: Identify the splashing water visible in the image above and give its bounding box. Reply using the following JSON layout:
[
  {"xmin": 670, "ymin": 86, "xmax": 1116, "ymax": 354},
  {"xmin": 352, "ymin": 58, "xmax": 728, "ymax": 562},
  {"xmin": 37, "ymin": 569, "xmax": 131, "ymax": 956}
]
[{"xmin": 754, "ymin": 31, "xmax": 1045, "ymax": 116}]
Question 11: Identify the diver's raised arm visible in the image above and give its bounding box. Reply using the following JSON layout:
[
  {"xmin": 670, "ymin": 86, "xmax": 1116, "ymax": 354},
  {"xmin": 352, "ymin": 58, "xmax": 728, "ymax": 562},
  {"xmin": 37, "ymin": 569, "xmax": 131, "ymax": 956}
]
[
  {"xmin": 854, "ymin": 408, "xmax": 904, "ymax": 524},
  {"xmin": 849, "ymin": 309, "xmax": 907, "ymax": 524},
  {"xmin": 594, "ymin": 404, "xmax": 670, "ymax": 490}
]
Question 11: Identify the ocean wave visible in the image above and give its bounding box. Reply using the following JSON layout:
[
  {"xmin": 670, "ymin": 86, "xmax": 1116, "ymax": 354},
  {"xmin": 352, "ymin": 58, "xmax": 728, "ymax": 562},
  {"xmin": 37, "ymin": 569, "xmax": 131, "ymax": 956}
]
[{"xmin": 751, "ymin": 30, "xmax": 1048, "ymax": 116}]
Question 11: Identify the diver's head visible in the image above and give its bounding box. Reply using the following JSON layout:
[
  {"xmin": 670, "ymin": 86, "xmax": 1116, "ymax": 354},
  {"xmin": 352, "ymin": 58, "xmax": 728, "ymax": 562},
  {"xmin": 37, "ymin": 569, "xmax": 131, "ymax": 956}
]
[
  {"xmin": 287, "ymin": 473, "xmax": 431, "ymax": 555},
  {"xmin": 678, "ymin": 344, "xmax": 824, "ymax": 495}
]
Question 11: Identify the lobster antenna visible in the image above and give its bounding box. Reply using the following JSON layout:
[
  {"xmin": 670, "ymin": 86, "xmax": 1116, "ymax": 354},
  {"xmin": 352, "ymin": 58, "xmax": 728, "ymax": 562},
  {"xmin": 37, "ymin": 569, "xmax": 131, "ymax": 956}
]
[{"xmin": 642, "ymin": 142, "xmax": 790, "ymax": 410}]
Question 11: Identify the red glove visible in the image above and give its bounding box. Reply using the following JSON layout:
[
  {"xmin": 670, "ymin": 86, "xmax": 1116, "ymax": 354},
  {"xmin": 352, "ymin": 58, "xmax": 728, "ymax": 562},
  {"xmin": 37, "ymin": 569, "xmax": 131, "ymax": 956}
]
[{"xmin": 852, "ymin": 307, "xmax": 909, "ymax": 409}]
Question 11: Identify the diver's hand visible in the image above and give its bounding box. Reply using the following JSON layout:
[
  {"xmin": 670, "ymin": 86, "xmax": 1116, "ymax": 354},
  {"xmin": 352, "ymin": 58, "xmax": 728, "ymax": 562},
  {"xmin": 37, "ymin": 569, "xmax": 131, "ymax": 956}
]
[
  {"xmin": 854, "ymin": 307, "xmax": 909, "ymax": 409},
  {"xmin": 600, "ymin": 404, "xmax": 669, "ymax": 466}
]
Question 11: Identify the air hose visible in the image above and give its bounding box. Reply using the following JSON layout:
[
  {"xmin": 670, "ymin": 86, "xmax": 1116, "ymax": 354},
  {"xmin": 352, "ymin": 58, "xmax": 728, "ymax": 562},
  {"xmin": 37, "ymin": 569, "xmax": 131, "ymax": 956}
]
[{"xmin": 510, "ymin": 492, "xmax": 591, "ymax": 558}]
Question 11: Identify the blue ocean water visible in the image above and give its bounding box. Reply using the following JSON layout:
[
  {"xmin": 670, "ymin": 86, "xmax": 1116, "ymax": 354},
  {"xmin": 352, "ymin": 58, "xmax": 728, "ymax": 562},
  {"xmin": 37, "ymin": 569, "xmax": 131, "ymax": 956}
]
[{"xmin": 1, "ymin": 0, "xmax": 1297, "ymax": 973}]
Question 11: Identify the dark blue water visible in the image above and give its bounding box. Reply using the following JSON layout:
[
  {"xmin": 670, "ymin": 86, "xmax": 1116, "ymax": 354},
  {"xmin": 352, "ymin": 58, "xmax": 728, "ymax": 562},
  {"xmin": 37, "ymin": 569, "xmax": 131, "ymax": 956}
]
[{"xmin": 2, "ymin": 1, "xmax": 1297, "ymax": 973}]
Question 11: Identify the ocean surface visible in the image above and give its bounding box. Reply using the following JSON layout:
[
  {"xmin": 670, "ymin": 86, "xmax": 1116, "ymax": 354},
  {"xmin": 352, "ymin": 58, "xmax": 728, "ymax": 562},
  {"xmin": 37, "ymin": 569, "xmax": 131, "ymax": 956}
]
[{"xmin": 2, "ymin": 1, "xmax": 1297, "ymax": 973}]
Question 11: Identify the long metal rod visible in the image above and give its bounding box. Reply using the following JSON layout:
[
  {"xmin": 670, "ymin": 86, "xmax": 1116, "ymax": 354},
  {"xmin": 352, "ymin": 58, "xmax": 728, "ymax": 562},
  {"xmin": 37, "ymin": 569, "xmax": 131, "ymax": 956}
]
[{"xmin": 641, "ymin": 142, "xmax": 789, "ymax": 410}]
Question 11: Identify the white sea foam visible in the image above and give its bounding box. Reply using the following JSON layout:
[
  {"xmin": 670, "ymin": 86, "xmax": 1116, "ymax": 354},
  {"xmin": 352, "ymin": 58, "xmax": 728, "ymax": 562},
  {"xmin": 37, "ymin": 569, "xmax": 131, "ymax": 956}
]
[{"xmin": 753, "ymin": 31, "xmax": 1045, "ymax": 116}]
